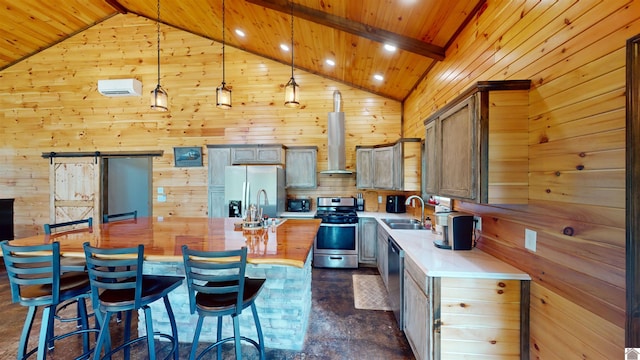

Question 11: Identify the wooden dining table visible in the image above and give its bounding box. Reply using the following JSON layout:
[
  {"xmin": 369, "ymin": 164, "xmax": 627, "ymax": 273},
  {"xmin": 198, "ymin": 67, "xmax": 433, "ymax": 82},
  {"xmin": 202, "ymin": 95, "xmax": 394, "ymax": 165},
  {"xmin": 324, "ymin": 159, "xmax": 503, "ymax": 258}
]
[{"xmin": 9, "ymin": 216, "xmax": 321, "ymax": 268}]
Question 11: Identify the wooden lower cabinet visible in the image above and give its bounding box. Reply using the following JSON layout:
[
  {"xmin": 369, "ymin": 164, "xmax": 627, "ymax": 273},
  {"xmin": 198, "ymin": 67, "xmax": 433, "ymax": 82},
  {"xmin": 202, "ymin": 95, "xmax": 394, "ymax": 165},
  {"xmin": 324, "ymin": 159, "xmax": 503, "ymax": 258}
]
[
  {"xmin": 404, "ymin": 268, "xmax": 431, "ymax": 360},
  {"xmin": 377, "ymin": 224, "xmax": 389, "ymax": 288},
  {"xmin": 358, "ymin": 217, "xmax": 377, "ymax": 265},
  {"xmin": 403, "ymin": 255, "xmax": 528, "ymax": 360}
]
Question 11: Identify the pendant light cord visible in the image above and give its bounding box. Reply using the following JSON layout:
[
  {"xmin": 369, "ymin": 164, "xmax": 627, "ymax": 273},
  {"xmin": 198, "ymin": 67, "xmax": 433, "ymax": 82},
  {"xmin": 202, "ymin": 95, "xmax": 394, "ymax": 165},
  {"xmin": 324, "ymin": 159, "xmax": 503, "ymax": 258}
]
[
  {"xmin": 290, "ymin": 2, "xmax": 294, "ymax": 78},
  {"xmin": 222, "ymin": 0, "xmax": 226, "ymax": 84},
  {"xmin": 156, "ymin": 0, "xmax": 161, "ymax": 86}
]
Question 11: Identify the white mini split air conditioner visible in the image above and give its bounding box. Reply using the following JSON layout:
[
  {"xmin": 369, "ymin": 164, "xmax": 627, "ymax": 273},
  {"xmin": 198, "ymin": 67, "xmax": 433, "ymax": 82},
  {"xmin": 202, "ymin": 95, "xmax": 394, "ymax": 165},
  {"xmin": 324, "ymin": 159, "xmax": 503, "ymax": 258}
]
[{"xmin": 97, "ymin": 79, "xmax": 143, "ymax": 97}]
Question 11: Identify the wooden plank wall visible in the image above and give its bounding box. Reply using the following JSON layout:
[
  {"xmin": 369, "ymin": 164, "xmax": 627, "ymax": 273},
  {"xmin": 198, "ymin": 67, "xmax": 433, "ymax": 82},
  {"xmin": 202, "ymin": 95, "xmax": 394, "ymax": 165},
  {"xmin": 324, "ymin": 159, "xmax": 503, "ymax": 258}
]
[
  {"xmin": 0, "ymin": 13, "xmax": 404, "ymax": 236},
  {"xmin": 403, "ymin": 0, "xmax": 635, "ymax": 358}
]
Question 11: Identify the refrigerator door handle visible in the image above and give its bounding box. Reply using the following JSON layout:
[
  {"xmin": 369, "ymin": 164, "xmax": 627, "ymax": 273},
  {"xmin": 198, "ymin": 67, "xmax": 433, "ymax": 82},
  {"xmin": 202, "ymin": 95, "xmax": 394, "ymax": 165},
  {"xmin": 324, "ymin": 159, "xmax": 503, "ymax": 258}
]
[{"xmin": 244, "ymin": 181, "xmax": 250, "ymax": 217}]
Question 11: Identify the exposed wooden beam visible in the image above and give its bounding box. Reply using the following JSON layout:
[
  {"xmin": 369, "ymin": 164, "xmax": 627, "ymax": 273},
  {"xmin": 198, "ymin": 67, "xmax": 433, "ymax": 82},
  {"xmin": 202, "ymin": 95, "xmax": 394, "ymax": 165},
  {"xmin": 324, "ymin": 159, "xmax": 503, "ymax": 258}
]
[
  {"xmin": 245, "ymin": 0, "xmax": 446, "ymax": 61},
  {"xmin": 104, "ymin": 0, "xmax": 128, "ymax": 14}
]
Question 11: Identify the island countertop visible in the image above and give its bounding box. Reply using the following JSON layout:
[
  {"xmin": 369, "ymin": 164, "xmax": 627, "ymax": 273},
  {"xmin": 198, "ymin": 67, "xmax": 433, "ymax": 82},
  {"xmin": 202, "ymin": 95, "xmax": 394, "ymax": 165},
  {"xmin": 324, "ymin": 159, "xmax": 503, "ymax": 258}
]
[{"xmin": 9, "ymin": 217, "xmax": 321, "ymax": 268}]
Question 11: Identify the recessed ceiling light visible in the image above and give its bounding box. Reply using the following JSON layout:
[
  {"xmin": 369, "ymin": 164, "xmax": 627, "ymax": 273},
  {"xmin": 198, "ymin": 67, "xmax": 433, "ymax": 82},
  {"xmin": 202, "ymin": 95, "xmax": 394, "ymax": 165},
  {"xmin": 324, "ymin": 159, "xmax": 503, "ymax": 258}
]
[
  {"xmin": 280, "ymin": 43, "xmax": 290, "ymax": 52},
  {"xmin": 384, "ymin": 44, "xmax": 397, "ymax": 52},
  {"xmin": 235, "ymin": 29, "xmax": 245, "ymax": 37},
  {"xmin": 325, "ymin": 59, "xmax": 335, "ymax": 66},
  {"xmin": 373, "ymin": 74, "xmax": 384, "ymax": 81}
]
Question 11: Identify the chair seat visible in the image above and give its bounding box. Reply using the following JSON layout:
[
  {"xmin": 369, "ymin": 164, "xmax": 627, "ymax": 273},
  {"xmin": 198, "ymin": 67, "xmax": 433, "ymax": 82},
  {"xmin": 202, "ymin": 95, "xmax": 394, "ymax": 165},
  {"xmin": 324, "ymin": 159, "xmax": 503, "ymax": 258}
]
[
  {"xmin": 20, "ymin": 271, "xmax": 90, "ymax": 303},
  {"xmin": 196, "ymin": 278, "xmax": 265, "ymax": 311},
  {"xmin": 98, "ymin": 275, "xmax": 183, "ymax": 308}
]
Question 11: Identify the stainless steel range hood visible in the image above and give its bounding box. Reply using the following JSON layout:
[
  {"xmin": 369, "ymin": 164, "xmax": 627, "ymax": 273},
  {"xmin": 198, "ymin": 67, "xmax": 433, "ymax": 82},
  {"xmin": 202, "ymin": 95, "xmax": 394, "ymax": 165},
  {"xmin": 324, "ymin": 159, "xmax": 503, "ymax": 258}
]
[{"xmin": 321, "ymin": 91, "xmax": 353, "ymax": 175}]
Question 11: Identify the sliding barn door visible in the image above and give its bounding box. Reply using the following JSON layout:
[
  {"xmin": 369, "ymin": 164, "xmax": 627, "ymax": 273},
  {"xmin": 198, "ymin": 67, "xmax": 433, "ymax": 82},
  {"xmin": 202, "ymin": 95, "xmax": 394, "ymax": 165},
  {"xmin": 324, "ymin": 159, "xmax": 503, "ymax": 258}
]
[{"xmin": 49, "ymin": 157, "xmax": 101, "ymax": 225}]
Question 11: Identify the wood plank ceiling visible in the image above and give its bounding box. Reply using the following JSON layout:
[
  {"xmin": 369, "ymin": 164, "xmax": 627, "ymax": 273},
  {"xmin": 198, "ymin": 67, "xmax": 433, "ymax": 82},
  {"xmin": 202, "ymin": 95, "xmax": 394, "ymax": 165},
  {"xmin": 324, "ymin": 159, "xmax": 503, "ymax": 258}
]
[{"xmin": 0, "ymin": 0, "xmax": 484, "ymax": 102}]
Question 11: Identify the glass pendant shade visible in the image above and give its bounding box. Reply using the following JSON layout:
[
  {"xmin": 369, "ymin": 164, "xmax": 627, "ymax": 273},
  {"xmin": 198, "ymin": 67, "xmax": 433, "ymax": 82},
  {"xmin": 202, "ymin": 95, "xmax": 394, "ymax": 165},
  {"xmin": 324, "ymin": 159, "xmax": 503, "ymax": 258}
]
[
  {"xmin": 150, "ymin": 84, "xmax": 168, "ymax": 111},
  {"xmin": 216, "ymin": 82, "xmax": 232, "ymax": 109},
  {"xmin": 284, "ymin": 77, "xmax": 300, "ymax": 108}
]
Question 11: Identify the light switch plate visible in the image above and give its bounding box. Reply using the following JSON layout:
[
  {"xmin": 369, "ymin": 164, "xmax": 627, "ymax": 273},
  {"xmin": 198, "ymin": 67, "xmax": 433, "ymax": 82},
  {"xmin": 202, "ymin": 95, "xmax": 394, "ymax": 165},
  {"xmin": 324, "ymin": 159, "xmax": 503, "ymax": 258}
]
[
  {"xmin": 525, "ymin": 228, "xmax": 537, "ymax": 252},
  {"xmin": 157, "ymin": 194, "xmax": 167, "ymax": 202},
  {"xmin": 378, "ymin": 196, "xmax": 383, "ymax": 203},
  {"xmin": 157, "ymin": 187, "xmax": 164, "ymax": 194}
]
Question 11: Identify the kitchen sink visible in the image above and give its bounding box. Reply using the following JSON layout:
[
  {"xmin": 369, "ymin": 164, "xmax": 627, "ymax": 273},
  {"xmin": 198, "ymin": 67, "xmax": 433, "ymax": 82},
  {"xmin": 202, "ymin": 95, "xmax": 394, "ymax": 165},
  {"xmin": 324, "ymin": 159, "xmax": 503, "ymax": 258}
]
[
  {"xmin": 381, "ymin": 218, "xmax": 427, "ymax": 230},
  {"xmin": 387, "ymin": 223, "xmax": 427, "ymax": 230}
]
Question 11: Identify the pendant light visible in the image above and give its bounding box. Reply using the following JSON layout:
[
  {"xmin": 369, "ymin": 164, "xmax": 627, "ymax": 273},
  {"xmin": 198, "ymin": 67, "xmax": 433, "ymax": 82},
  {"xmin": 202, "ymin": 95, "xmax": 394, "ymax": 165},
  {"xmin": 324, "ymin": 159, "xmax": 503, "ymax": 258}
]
[
  {"xmin": 284, "ymin": 2, "xmax": 300, "ymax": 108},
  {"xmin": 150, "ymin": 0, "xmax": 168, "ymax": 111},
  {"xmin": 216, "ymin": 0, "xmax": 232, "ymax": 109}
]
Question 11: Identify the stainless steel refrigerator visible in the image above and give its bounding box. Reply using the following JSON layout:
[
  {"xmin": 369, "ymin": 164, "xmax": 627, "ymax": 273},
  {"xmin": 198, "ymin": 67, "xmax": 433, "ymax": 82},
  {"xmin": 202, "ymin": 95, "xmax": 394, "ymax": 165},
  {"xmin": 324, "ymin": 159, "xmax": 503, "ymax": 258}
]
[{"xmin": 224, "ymin": 165, "xmax": 286, "ymax": 219}]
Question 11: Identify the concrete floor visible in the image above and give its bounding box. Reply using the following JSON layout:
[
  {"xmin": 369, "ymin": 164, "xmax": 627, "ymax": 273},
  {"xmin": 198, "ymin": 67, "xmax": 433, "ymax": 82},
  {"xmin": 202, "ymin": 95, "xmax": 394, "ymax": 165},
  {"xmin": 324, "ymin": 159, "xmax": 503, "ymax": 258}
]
[{"xmin": 0, "ymin": 264, "xmax": 415, "ymax": 359}]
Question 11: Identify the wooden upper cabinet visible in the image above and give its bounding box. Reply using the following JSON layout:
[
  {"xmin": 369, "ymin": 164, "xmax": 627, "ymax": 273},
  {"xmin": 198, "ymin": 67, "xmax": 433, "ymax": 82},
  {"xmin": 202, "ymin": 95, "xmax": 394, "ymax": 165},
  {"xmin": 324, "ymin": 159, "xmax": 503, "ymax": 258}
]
[
  {"xmin": 373, "ymin": 146, "xmax": 395, "ymax": 189},
  {"xmin": 356, "ymin": 148, "xmax": 373, "ymax": 189},
  {"xmin": 424, "ymin": 80, "xmax": 531, "ymax": 204},
  {"xmin": 285, "ymin": 146, "xmax": 317, "ymax": 189},
  {"xmin": 356, "ymin": 139, "xmax": 421, "ymax": 191},
  {"xmin": 230, "ymin": 145, "xmax": 285, "ymax": 165},
  {"xmin": 438, "ymin": 95, "xmax": 478, "ymax": 200},
  {"xmin": 423, "ymin": 121, "xmax": 438, "ymax": 197}
]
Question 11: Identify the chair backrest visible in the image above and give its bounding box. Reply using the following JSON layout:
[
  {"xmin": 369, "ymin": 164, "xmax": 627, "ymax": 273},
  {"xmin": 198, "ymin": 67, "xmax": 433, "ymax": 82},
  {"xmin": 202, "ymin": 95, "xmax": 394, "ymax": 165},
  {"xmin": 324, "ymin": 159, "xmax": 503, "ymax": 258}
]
[
  {"xmin": 44, "ymin": 217, "xmax": 93, "ymax": 235},
  {"xmin": 1, "ymin": 240, "xmax": 61, "ymax": 306},
  {"xmin": 181, "ymin": 245, "xmax": 248, "ymax": 315},
  {"xmin": 102, "ymin": 210, "xmax": 137, "ymax": 224},
  {"xmin": 82, "ymin": 242, "xmax": 144, "ymax": 310}
]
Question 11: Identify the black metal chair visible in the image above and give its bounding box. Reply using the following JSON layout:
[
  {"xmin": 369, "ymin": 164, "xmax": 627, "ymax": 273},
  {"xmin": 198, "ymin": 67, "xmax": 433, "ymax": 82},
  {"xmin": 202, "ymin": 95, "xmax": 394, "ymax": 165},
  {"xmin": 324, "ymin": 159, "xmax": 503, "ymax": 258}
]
[
  {"xmin": 181, "ymin": 245, "xmax": 266, "ymax": 360},
  {"xmin": 42, "ymin": 217, "xmax": 94, "ymax": 346},
  {"xmin": 44, "ymin": 217, "xmax": 93, "ymax": 235},
  {"xmin": 1, "ymin": 240, "xmax": 98, "ymax": 360},
  {"xmin": 83, "ymin": 242, "xmax": 183, "ymax": 360},
  {"xmin": 102, "ymin": 210, "xmax": 137, "ymax": 223}
]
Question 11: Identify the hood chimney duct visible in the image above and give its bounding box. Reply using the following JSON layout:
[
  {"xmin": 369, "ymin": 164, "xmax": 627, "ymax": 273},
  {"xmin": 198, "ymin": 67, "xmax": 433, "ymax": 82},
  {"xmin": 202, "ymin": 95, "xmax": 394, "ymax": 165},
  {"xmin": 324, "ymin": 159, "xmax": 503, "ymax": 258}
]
[{"xmin": 321, "ymin": 91, "xmax": 353, "ymax": 174}]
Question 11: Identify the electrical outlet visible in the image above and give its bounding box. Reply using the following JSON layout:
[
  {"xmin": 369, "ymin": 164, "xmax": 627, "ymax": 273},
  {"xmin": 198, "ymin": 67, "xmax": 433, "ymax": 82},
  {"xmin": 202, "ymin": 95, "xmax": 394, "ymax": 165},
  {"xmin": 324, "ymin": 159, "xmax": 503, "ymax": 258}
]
[
  {"xmin": 378, "ymin": 195, "xmax": 383, "ymax": 204},
  {"xmin": 474, "ymin": 216, "xmax": 482, "ymax": 231},
  {"xmin": 525, "ymin": 228, "xmax": 537, "ymax": 252}
]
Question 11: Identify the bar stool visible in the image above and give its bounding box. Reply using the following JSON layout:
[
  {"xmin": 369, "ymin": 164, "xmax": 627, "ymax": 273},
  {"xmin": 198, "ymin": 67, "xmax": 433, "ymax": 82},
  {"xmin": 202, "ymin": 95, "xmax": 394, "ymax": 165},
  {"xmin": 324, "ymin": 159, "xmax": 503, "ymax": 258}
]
[
  {"xmin": 1, "ymin": 240, "xmax": 98, "ymax": 360},
  {"xmin": 181, "ymin": 245, "xmax": 266, "ymax": 360},
  {"xmin": 83, "ymin": 242, "xmax": 183, "ymax": 360},
  {"xmin": 43, "ymin": 218, "xmax": 93, "ymax": 348}
]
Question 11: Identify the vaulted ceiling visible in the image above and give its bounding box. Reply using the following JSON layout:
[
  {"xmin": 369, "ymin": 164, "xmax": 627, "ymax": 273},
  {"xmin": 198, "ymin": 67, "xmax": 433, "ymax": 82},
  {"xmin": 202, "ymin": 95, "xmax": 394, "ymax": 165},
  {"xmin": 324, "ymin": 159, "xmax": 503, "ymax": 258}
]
[{"xmin": 0, "ymin": 0, "xmax": 485, "ymax": 101}]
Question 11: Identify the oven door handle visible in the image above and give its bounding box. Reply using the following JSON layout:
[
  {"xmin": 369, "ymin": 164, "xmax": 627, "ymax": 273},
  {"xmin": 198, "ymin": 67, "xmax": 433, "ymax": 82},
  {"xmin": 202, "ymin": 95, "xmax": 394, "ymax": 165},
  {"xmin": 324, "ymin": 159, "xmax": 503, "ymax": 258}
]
[{"xmin": 319, "ymin": 223, "xmax": 357, "ymax": 227}]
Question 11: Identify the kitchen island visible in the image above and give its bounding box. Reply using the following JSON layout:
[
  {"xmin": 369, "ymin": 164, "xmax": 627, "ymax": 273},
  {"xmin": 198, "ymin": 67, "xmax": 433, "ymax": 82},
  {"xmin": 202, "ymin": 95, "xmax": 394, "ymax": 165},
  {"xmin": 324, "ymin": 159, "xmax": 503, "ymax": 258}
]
[{"xmin": 9, "ymin": 216, "xmax": 322, "ymax": 350}]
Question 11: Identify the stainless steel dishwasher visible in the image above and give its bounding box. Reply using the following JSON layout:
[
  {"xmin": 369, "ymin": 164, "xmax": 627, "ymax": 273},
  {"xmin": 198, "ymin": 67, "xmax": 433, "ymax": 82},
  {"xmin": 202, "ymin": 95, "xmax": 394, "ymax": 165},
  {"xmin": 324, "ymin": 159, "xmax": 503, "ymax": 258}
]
[{"xmin": 387, "ymin": 236, "xmax": 405, "ymax": 329}]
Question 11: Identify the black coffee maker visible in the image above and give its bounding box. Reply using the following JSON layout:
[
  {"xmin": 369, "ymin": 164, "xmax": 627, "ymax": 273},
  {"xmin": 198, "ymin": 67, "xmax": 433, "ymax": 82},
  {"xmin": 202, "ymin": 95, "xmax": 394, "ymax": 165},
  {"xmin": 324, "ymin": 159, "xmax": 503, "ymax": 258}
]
[{"xmin": 386, "ymin": 195, "xmax": 406, "ymax": 213}]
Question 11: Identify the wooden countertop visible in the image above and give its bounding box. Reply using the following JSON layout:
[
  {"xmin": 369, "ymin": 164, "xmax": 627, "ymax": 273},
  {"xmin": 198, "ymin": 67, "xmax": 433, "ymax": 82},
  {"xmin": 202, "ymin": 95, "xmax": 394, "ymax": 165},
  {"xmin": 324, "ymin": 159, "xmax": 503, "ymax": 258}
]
[{"xmin": 8, "ymin": 217, "xmax": 321, "ymax": 268}]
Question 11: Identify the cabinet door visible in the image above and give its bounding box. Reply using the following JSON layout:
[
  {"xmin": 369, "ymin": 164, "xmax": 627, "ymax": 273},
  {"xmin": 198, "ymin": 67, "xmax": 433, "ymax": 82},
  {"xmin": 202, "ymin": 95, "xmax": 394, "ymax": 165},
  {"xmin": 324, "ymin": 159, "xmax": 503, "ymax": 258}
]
[
  {"xmin": 373, "ymin": 146, "xmax": 395, "ymax": 189},
  {"xmin": 404, "ymin": 270, "xmax": 430, "ymax": 360},
  {"xmin": 377, "ymin": 224, "xmax": 389, "ymax": 287},
  {"xmin": 393, "ymin": 142, "xmax": 403, "ymax": 190},
  {"xmin": 424, "ymin": 121, "xmax": 438, "ymax": 196},
  {"xmin": 285, "ymin": 147, "xmax": 317, "ymax": 188},
  {"xmin": 208, "ymin": 189, "xmax": 226, "ymax": 218},
  {"xmin": 208, "ymin": 148, "xmax": 231, "ymax": 187},
  {"xmin": 358, "ymin": 217, "xmax": 377, "ymax": 264},
  {"xmin": 438, "ymin": 95, "xmax": 477, "ymax": 200},
  {"xmin": 356, "ymin": 148, "xmax": 373, "ymax": 189},
  {"xmin": 208, "ymin": 148, "xmax": 231, "ymax": 218}
]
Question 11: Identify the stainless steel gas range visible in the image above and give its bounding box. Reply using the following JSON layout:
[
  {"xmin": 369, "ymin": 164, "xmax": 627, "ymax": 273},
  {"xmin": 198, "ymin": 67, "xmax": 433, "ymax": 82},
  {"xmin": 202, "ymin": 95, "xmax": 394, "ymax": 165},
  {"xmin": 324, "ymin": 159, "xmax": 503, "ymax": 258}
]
[{"xmin": 313, "ymin": 197, "xmax": 359, "ymax": 269}]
